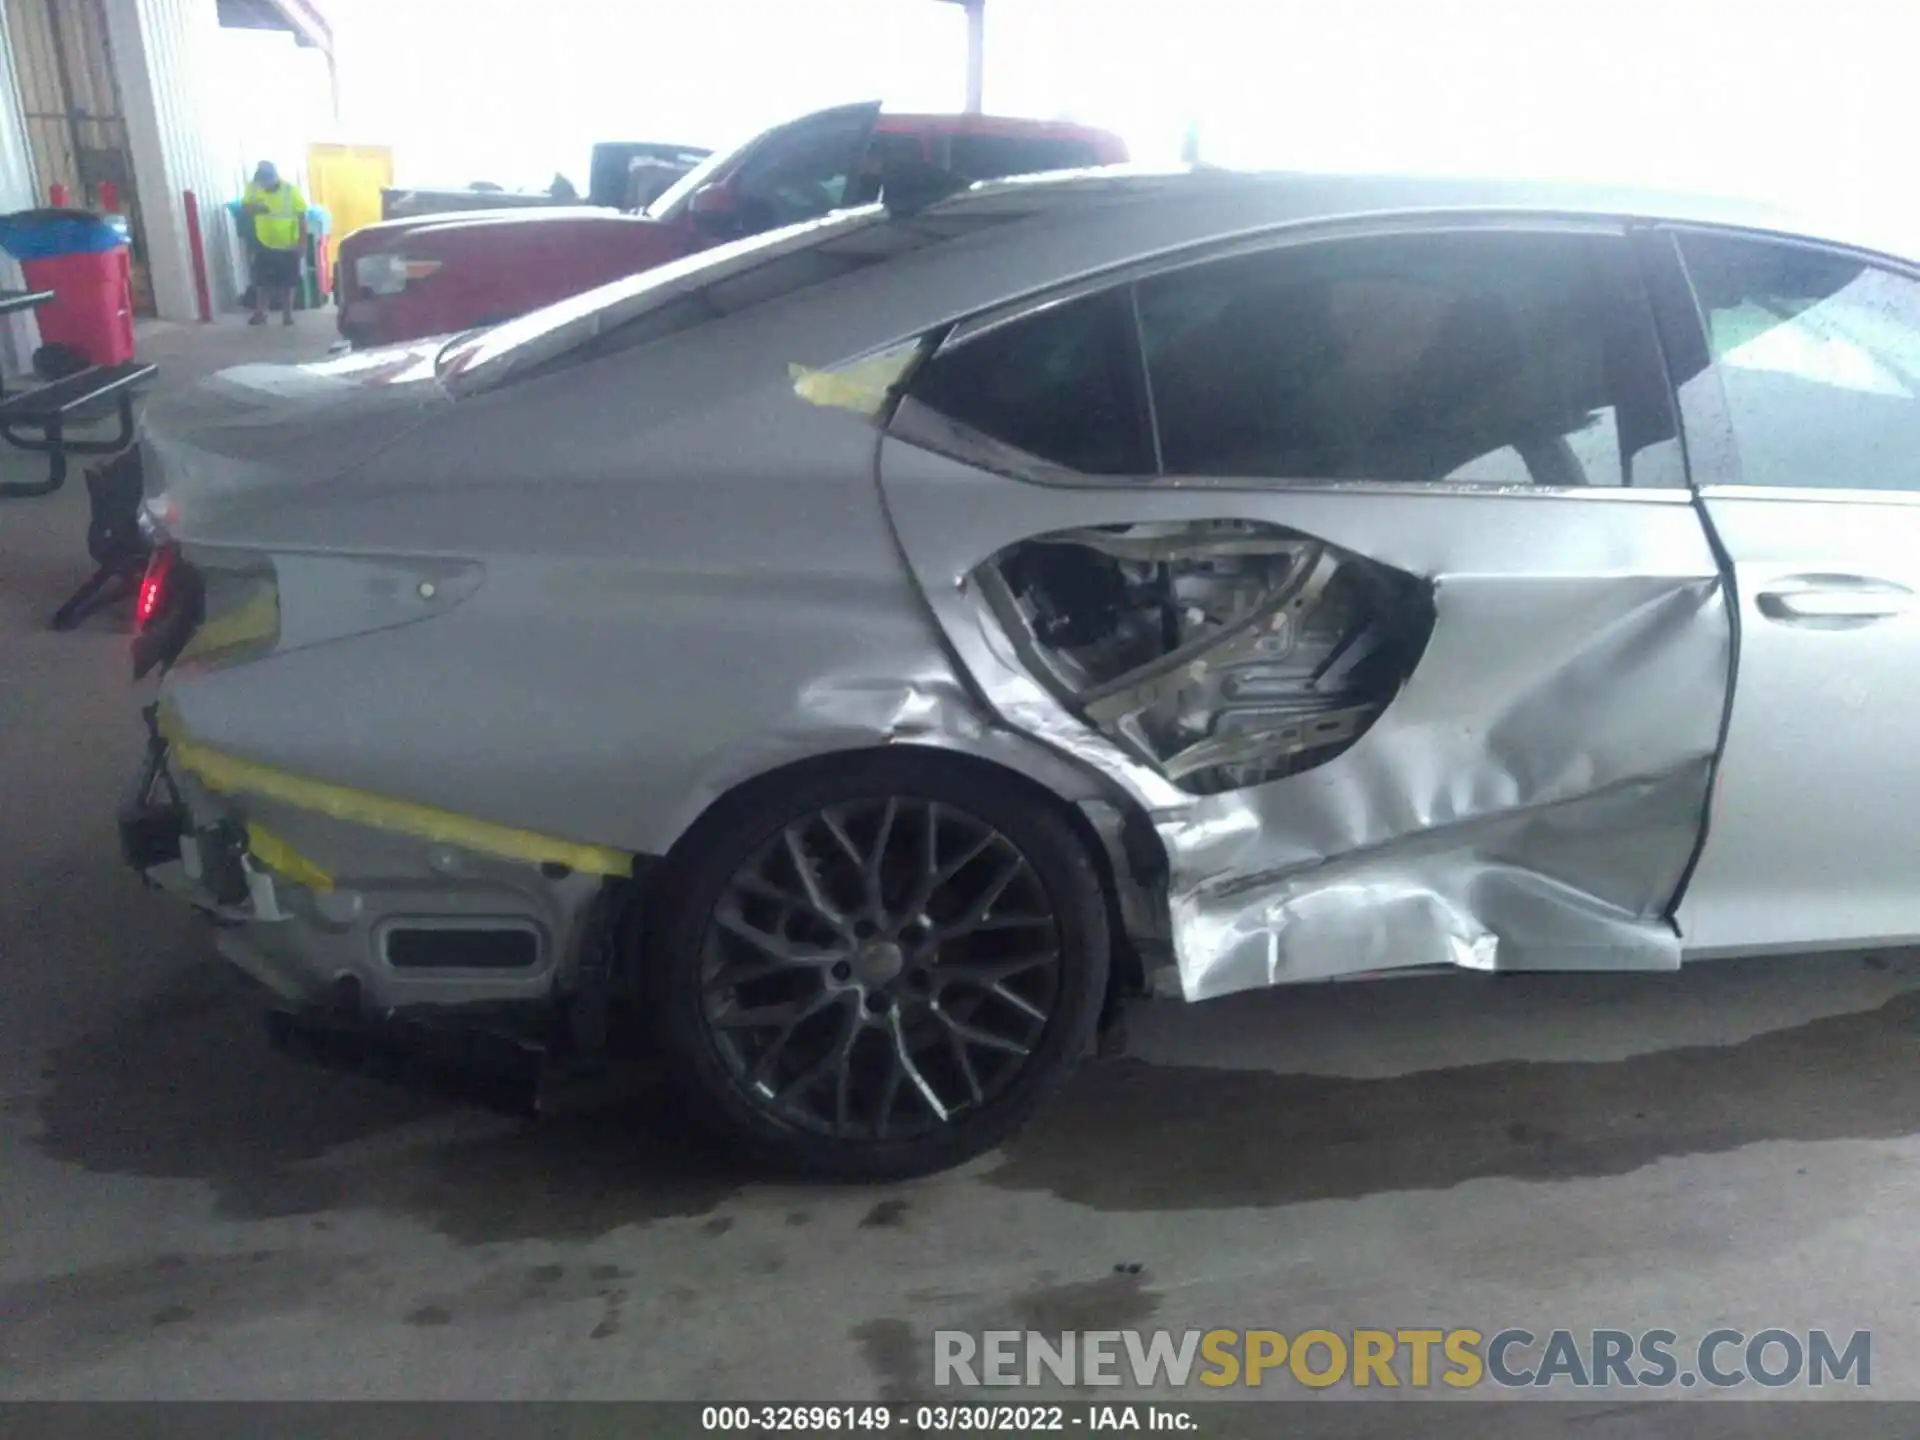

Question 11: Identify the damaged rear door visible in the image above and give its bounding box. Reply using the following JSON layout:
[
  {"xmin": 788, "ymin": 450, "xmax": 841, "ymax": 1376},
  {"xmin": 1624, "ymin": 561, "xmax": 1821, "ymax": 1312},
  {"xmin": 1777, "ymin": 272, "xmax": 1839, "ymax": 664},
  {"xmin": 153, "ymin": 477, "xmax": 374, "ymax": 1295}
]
[{"xmin": 879, "ymin": 216, "xmax": 1735, "ymax": 1000}]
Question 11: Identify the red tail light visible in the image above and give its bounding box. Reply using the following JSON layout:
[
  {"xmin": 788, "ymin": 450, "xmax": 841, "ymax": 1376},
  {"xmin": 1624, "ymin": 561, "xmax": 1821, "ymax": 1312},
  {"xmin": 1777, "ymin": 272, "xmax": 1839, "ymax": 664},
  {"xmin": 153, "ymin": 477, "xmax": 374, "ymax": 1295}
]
[
  {"xmin": 136, "ymin": 545, "xmax": 177, "ymax": 629},
  {"xmin": 131, "ymin": 545, "xmax": 202, "ymax": 681}
]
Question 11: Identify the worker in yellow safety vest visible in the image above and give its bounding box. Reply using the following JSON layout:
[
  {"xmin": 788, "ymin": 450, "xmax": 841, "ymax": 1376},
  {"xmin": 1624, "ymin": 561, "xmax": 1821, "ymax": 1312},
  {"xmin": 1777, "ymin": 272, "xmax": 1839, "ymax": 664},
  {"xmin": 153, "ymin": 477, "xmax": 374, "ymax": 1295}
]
[{"xmin": 240, "ymin": 161, "xmax": 308, "ymax": 327}]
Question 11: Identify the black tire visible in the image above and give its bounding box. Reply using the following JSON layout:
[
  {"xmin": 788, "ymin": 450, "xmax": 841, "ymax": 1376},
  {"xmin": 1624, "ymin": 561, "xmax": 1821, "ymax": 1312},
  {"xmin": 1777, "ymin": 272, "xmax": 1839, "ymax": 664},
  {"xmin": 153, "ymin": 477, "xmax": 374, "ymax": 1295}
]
[{"xmin": 639, "ymin": 749, "xmax": 1110, "ymax": 1181}]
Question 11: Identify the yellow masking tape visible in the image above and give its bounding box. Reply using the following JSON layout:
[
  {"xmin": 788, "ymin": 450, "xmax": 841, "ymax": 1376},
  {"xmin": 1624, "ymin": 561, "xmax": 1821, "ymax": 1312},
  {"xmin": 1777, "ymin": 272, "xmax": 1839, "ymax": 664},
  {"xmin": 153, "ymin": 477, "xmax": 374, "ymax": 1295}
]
[
  {"xmin": 157, "ymin": 705, "xmax": 632, "ymax": 878},
  {"xmin": 245, "ymin": 823, "xmax": 335, "ymax": 892},
  {"xmin": 788, "ymin": 343, "xmax": 922, "ymax": 417}
]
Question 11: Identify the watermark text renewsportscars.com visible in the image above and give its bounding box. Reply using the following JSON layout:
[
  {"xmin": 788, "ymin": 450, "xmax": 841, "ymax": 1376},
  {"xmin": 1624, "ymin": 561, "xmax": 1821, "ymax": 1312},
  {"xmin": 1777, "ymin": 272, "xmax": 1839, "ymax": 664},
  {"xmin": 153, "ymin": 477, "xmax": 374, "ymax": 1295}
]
[{"xmin": 933, "ymin": 1327, "xmax": 1871, "ymax": 1391}]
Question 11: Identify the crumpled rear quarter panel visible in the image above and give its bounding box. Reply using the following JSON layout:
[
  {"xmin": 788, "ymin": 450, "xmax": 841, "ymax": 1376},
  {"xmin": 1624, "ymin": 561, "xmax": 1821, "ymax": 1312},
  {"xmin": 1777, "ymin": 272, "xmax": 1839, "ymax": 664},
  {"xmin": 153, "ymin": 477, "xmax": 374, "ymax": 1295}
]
[{"xmin": 877, "ymin": 440, "xmax": 1732, "ymax": 999}]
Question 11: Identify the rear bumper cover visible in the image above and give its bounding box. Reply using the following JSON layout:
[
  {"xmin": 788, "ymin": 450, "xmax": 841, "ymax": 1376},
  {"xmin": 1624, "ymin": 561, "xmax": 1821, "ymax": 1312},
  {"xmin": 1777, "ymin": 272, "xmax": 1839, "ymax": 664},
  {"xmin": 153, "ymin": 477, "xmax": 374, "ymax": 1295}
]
[
  {"xmin": 122, "ymin": 714, "xmax": 637, "ymax": 1099},
  {"xmin": 119, "ymin": 705, "xmax": 618, "ymax": 1018}
]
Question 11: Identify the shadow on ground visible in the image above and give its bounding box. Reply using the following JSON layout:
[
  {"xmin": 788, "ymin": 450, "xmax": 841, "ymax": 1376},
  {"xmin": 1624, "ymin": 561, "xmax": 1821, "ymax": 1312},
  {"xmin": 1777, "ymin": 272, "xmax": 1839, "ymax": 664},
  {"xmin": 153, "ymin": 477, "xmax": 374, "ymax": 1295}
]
[
  {"xmin": 32, "ymin": 956, "xmax": 744, "ymax": 1245},
  {"xmin": 23, "ymin": 792, "xmax": 1920, "ymax": 1241},
  {"xmin": 33, "ymin": 918, "xmax": 1920, "ymax": 1240},
  {"xmin": 993, "ymin": 983, "xmax": 1920, "ymax": 1210}
]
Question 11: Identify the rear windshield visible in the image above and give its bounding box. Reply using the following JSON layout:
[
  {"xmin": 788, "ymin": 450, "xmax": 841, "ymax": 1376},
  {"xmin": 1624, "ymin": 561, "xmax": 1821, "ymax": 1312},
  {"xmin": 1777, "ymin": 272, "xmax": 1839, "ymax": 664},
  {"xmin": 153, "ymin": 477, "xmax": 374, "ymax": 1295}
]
[{"xmin": 434, "ymin": 203, "xmax": 1020, "ymax": 395}]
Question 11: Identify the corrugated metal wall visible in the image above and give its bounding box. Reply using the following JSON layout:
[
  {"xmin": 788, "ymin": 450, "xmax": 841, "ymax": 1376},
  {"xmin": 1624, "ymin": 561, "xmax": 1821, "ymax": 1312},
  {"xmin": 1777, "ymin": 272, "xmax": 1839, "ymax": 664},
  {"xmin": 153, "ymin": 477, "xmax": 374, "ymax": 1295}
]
[
  {"xmin": 0, "ymin": 2, "xmax": 40, "ymax": 213},
  {"xmin": 8, "ymin": 0, "xmax": 127, "ymax": 201},
  {"xmin": 0, "ymin": 0, "xmax": 289, "ymax": 321},
  {"xmin": 7, "ymin": 0, "xmax": 155, "ymax": 310},
  {"xmin": 0, "ymin": 0, "xmax": 325, "ymax": 321},
  {"xmin": 105, "ymin": 0, "xmax": 237, "ymax": 319}
]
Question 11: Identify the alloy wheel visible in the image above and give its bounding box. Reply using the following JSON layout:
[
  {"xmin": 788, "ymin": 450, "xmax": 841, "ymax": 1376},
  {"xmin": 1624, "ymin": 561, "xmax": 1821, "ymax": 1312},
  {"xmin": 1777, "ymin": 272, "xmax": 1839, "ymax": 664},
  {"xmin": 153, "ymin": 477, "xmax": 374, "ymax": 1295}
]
[{"xmin": 698, "ymin": 796, "xmax": 1064, "ymax": 1140}]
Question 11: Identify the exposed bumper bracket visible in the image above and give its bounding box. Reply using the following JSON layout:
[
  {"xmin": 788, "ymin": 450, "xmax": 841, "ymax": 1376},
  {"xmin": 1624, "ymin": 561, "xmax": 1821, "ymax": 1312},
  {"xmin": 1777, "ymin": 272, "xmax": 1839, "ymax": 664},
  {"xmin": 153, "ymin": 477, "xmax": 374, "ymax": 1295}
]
[{"xmin": 120, "ymin": 704, "xmax": 188, "ymax": 871}]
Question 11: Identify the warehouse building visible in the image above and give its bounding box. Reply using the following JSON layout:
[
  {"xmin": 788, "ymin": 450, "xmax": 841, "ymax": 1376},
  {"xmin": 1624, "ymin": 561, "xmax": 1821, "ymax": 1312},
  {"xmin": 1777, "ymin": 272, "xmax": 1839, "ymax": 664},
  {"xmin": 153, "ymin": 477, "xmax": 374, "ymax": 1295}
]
[{"xmin": 0, "ymin": 0, "xmax": 332, "ymax": 322}]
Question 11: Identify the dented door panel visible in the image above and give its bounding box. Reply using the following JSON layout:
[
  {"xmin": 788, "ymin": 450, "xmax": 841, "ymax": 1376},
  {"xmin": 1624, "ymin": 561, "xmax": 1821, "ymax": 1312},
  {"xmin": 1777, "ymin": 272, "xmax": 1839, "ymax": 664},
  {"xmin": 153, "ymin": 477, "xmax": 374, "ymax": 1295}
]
[{"xmin": 876, "ymin": 436, "xmax": 1731, "ymax": 998}]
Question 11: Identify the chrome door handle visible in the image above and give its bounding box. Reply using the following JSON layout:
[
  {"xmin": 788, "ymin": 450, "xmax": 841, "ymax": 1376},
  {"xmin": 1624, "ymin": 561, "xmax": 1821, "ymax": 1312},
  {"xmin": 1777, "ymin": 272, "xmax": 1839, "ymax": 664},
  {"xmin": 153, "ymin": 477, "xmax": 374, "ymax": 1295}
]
[{"xmin": 1757, "ymin": 582, "xmax": 1914, "ymax": 623}]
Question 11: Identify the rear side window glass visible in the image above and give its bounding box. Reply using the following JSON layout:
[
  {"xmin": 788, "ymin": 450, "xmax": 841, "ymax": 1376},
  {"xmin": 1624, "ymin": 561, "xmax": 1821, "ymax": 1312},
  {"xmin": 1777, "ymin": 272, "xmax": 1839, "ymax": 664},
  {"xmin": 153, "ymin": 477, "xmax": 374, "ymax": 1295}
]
[
  {"xmin": 1137, "ymin": 230, "xmax": 1680, "ymax": 487},
  {"xmin": 944, "ymin": 135, "xmax": 1104, "ymax": 180},
  {"xmin": 848, "ymin": 133, "xmax": 929, "ymax": 206},
  {"xmin": 1677, "ymin": 231, "xmax": 1920, "ymax": 491},
  {"xmin": 867, "ymin": 133, "xmax": 928, "ymax": 172},
  {"xmin": 906, "ymin": 289, "xmax": 1155, "ymax": 475},
  {"xmin": 731, "ymin": 109, "xmax": 876, "ymax": 230}
]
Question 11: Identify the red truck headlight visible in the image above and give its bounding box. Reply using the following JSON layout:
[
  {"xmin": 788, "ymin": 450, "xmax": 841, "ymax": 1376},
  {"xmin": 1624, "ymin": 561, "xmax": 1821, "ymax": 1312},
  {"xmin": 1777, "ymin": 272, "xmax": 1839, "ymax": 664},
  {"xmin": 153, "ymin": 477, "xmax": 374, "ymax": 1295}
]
[{"xmin": 354, "ymin": 252, "xmax": 443, "ymax": 296}]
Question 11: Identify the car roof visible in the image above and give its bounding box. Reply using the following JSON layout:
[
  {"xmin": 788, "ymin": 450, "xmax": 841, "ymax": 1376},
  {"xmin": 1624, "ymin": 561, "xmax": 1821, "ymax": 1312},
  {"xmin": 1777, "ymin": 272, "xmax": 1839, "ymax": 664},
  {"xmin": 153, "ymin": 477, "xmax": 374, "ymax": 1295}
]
[
  {"xmin": 440, "ymin": 164, "xmax": 1919, "ymax": 400},
  {"xmin": 913, "ymin": 165, "xmax": 1918, "ymax": 267}
]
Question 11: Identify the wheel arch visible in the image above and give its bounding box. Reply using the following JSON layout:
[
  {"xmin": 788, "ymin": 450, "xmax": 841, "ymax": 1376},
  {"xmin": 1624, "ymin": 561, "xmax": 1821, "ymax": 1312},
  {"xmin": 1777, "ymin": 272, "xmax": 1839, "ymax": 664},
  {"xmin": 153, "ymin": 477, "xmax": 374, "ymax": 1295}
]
[{"xmin": 627, "ymin": 737, "xmax": 1167, "ymax": 999}]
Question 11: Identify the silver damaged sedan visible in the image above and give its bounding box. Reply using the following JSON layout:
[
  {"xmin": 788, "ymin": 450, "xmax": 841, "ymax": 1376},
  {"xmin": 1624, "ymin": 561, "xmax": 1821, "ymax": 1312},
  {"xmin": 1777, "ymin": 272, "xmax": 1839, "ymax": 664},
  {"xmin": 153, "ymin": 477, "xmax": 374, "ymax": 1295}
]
[{"xmin": 121, "ymin": 167, "xmax": 1920, "ymax": 1178}]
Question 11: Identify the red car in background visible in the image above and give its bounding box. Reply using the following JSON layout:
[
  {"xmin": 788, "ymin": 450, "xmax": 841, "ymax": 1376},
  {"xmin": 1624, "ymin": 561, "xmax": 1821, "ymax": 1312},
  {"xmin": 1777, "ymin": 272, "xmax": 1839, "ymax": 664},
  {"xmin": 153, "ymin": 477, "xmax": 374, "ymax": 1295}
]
[{"xmin": 335, "ymin": 102, "xmax": 1130, "ymax": 349}]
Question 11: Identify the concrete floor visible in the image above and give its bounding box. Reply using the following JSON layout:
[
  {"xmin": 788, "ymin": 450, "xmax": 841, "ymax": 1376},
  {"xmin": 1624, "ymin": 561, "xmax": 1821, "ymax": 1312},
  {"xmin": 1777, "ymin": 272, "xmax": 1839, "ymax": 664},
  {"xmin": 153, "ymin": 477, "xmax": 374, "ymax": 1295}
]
[{"xmin": 3, "ymin": 318, "xmax": 1917, "ymax": 1425}]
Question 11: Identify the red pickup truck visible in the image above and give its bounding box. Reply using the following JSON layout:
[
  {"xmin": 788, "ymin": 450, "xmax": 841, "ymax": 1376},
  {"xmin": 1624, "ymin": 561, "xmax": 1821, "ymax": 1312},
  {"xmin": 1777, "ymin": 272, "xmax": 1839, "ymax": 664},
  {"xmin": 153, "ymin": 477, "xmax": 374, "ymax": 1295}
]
[{"xmin": 335, "ymin": 102, "xmax": 1129, "ymax": 349}]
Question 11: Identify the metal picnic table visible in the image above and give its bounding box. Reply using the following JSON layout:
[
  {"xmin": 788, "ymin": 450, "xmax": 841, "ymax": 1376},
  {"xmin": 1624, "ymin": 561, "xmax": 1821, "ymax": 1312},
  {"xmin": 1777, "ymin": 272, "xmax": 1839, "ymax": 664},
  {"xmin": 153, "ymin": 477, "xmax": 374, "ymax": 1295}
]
[
  {"xmin": 0, "ymin": 286, "xmax": 52, "ymax": 399},
  {"xmin": 0, "ymin": 287, "xmax": 52, "ymax": 315},
  {"xmin": 0, "ymin": 284, "xmax": 159, "ymax": 630},
  {"xmin": 0, "ymin": 286, "xmax": 154, "ymax": 501}
]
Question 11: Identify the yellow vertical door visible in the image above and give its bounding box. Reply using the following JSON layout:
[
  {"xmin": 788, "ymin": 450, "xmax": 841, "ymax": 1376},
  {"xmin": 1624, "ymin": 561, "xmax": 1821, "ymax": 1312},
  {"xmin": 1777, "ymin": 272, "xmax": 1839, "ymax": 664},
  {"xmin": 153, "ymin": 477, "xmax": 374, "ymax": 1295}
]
[{"xmin": 305, "ymin": 143, "xmax": 395, "ymax": 242}]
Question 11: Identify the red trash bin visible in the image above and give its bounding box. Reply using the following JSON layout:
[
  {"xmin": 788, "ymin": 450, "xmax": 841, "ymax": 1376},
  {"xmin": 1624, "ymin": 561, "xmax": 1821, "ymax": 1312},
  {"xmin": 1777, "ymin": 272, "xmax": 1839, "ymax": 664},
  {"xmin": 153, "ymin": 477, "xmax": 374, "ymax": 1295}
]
[{"xmin": 21, "ymin": 246, "xmax": 135, "ymax": 366}]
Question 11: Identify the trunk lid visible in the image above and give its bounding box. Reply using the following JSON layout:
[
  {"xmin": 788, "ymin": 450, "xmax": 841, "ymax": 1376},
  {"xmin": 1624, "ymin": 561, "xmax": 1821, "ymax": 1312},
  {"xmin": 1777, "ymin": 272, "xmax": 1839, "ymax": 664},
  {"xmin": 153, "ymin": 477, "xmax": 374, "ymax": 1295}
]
[{"xmin": 140, "ymin": 338, "xmax": 454, "ymax": 539}]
